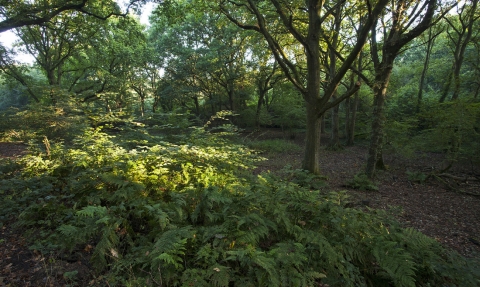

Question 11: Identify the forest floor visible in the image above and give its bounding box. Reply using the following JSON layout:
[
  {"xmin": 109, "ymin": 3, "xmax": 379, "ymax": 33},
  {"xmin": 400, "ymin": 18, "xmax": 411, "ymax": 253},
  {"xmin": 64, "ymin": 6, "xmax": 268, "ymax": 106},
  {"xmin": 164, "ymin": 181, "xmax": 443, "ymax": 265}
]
[
  {"xmin": 0, "ymin": 131, "xmax": 479, "ymax": 286},
  {"xmin": 250, "ymin": 129, "xmax": 480, "ymax": 257}
]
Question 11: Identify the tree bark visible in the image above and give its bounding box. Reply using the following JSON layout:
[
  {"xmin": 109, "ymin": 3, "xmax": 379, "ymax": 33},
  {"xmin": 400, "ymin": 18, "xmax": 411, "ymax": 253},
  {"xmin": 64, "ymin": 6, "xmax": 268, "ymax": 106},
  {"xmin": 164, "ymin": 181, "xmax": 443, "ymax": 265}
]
[
  {"xmin": 330, "ymin": 97, "xmax": 340, "ymax": 147},
  {"xmin": 365, "ymin": 0, "xmax": 438, "ymax": 179},
  {"xmin": 328, "ymin": 4, "xmax": 342, "ymax": 149},
  {"xmin": 366, "ymin": 64, "xmax": 392, "ymax": 178},
  {"xmin": 346, "ymin": 73, "xmax": 359, "ymax": 146},
  {"xmin": 255, "ymin": 91, "xmax": 265, "ymax": 128},
  {"xmin": 304, "ymin": 104, "xmax": 322, "ymax": 174}
]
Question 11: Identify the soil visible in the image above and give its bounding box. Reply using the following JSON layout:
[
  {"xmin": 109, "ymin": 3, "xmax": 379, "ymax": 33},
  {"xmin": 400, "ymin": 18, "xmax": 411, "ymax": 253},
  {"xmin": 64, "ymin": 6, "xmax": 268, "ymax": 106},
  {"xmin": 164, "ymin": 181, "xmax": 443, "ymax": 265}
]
[
  {"xmin": 251, "ymin": 129, "xmax": 480, "ymax": 258},
  {"xmin": 1, "ymin": 132, "xmax": 479, "ymax": 286}
]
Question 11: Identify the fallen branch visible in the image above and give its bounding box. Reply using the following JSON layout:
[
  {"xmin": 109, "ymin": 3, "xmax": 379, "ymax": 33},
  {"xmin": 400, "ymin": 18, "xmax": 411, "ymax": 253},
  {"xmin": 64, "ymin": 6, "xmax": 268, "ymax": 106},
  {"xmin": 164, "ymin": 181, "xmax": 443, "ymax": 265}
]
[
  {"xmin": 433, "ymin": 175, "xmax": 480, "ymax": 197},
  {"xmin": 438, "ymin": 173, "xmax": 480, "ymax": 182}
]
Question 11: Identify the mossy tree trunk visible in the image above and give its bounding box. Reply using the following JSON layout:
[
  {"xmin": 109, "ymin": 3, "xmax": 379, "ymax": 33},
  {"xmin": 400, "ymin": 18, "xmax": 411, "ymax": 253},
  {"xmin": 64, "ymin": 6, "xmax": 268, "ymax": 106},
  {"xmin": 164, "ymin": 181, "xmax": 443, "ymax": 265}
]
[
  {"xmin": 365, "ymin": 0, "xmax": 438, "ymax": 179},
  {"xmin": 366, "ymin": 63, "xmax": 392, "ymax": 178}
]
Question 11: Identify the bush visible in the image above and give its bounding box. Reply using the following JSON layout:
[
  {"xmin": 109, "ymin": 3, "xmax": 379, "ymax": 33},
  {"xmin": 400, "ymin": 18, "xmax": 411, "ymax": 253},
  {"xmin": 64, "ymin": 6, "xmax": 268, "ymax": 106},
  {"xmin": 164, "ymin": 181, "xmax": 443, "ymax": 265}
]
[
  {"xmin": 413, "ymin": 100, "xmax": 480, "ymax": 163},
  {"xmin": 0, "ymin": 99, "xmax": 87, "ymax": 143},
  {"xmin": 345, "ymin": 173, "xmax": 379, "ymax": 191}
]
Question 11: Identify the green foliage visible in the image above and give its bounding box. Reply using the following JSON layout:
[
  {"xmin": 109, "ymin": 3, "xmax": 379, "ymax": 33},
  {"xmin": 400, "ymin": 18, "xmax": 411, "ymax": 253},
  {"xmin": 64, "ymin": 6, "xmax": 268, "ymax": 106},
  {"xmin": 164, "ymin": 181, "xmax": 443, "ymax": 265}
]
[
  {"xmin": 277, "ymin": 165, "xmax": 328, "ymax": 190},
  {"xmin": 384, "ymin": 118, "xmax": 418, "ymax": 158},
  {"xmin": 406, "ymin": 170, "xmax": 428, "ymax": 184},
  {"xmin": 415, "ymin": 100, "xmax": 480, "ymax": 163},
  {"xmin": 0, "ymin": 98, "xmax": 87, "ymax": 142},
  {"xmin": 345, "ymin": 173, "xmax": 379, "ymax": 191},
  {"xmin": 0, "ymin": 123, "xmax": 479, "ymax": 286},
  {"xmin": 0, "ymin": 78, "xmax": 30, "ymax": 111},
  {"xmin": 269, "ymin": 83, "xmax": 306, "ymax": 131},
  {"xmin": 237, "ymin": 106, "xmax": 274, "ymax": 128},
  {"xmin": 246, "ymin": 139, "xmax": 301, "ymax": 155},
  {"xmin": 63, "ymin": 270, "xmax": 79, "ymax": 286}
]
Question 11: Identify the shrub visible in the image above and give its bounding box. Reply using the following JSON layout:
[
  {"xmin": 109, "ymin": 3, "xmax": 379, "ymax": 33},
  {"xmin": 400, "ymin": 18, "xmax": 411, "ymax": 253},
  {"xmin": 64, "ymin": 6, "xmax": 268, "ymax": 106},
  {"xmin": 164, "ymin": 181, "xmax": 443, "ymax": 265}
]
[
  {"xmin": 345, "ymin": 173, "xmax": 379, "ymax": 191},
  {"xmin": 406, "ymin": 170, "xmax": 428, "ymax": 184},
  {"xmin": 0, "ymin": 99, "xmax": 87, "ymax": 143}
]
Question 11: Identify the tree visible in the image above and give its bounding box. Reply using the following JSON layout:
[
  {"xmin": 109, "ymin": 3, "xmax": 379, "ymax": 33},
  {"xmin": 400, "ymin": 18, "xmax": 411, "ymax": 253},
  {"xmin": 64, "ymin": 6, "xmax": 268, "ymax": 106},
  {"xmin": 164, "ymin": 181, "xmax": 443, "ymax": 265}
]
[
  {"xmin": 78, "ymin": 17, "xmax": 150, "ymax": 112},
  {"xmin": 219, "ymin": 0, "xmax": 389, "ymax": 174},
  {"xmin": 15, "ymin": 10, "xmax": 99, "ymax": 103},
  {"xmin": 150, "ymin": 5, "xmax": 254, "ymax": 116},
  {"xmin": 0, "ymin": 0, "xmax": 147, "ymax": 33},
  {"xmin": 326, "ymin": 4, "xmax": 343, "ymax": 149},
  {"xmin": 417, "ymin": 26, "xmax": 443, "ymax": 112},
  {"xmin": 365, "ymin": 0, "xmax": 444, "ymax": 178},
  {"xmin": 439, "ymin": 0, "xmax": 479, "ymax": 102},
  {"xmin": 251, "ymin": 46, "xmax": 284, "ymax": 129}
]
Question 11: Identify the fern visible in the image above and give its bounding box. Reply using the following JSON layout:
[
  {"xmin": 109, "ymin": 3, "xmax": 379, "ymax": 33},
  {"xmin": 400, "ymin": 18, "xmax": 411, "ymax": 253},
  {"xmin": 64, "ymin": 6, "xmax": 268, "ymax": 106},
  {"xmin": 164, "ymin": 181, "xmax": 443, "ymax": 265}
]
[
  {"xmin": 1, "ymin": 121, "xmax": 478, "ymax": 286},
  {"xmin": 372, "ymin": 240, "xmax": 416, "ymax": 287}
]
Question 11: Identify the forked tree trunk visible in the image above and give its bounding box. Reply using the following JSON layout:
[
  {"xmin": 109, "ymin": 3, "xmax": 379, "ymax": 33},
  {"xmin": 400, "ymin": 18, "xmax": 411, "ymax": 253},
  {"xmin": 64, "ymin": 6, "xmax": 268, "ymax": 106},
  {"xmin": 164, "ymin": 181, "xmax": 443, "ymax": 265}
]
[
  {"xmin": 328, "ymin": 5, "xmax": 342, "ymax": 149},
  {"xmin": 365, "ymin": 0, "xmax": 437, "ymax": 179}
]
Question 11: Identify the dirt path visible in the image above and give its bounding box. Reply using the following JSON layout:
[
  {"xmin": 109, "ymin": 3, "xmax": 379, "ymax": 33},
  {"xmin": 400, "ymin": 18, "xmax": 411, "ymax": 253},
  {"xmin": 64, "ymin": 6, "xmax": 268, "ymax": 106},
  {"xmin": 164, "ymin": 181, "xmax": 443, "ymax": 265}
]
[
  {"xmin": 0, "ymin": 142, "xmax": 27, "ymax": 159},
  {"xmin": 251, "ymin": 130, "xmax": 480, "ymax": 257}
]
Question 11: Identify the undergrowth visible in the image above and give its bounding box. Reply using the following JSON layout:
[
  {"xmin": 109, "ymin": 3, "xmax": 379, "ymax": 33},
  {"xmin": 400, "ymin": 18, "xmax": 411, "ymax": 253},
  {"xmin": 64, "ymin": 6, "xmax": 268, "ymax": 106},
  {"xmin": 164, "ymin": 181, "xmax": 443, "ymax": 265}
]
[
  {"xmin": 0, "ymin": 123, "xmax": 479, "ymax": 286},
  {"xmin": 246, "ymin": 139, "xmax": 301, "ymax": 155},
  {"xmin": 345, "ymin": 173, "xmax": 379, "ymax": 191}
]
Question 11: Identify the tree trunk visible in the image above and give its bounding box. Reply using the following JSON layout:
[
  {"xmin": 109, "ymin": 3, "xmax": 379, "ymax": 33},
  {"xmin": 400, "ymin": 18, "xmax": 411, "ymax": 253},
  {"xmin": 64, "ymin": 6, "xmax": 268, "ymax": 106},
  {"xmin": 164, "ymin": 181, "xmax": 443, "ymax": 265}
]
[
  {"xmin": 417, "ymin": 27, "xmax": 437, "ymax": 112},
  {"xmin": 321, "ymin": 114, "xmax": 326, "ymax": 134},
  {"xmin": 346, "ymin": 53, "xmax": 362, "ymax": 146},
  {"xmin": 255, "ymin": 89, "xmax": 267, "ymax": 128},
  {"xmin": 303, "ymin": 104, "xmax": 322, "ymax": 174},
  {"xmin": 328, "ymin": 4, "xmax": 342, "ymax": 149},
  {"xmin": 346, "ymin": 88, "xmax": 359, "ymax": 146},
  {"xmin": 330, "ymin": 96, "xmax": 340, "ymax": 147},
  {"xmin": 451, "ymin": 63, "xmax": 462, "ymax": 101},
  {"xmin": 193, "ymin": 96, "xmax": 200, "ymax": 116},
  {"xmin": 140, "ymin": 94, "xmax": 145, "ymax": 117},
  {"xmin": 439, "ymin": 70, "xmax": 453, "ymax": 103},
  {"xmin": 366, "ymin": 63, "xmax": 392, "ymax": 178}
]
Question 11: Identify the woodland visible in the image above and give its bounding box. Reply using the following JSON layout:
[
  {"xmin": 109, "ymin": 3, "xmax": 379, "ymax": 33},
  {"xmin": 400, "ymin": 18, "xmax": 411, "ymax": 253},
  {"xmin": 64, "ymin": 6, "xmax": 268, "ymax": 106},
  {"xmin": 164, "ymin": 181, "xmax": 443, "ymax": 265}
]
[{"xmin": 0, "ymin": 0, "xmax": 480, "ymax": 286}]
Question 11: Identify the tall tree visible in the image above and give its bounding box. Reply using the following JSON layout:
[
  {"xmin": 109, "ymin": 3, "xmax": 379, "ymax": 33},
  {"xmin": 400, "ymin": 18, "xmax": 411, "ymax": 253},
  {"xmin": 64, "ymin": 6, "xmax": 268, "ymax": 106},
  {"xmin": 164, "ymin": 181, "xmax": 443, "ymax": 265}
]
[
  {"xmin": 365, "ymin": 0, "xmax": 443, "ymax": 178},
  {"xmin": 417, "ymin": 26, "xmax": 443, "ymax": 112},
  {"xmin": 327, "ymin": 4, "xmax": 343, "ymax": 149},
  {"xmin": 219, "ymin": 0, "xmax": 389, "ymax": 174},
  {"xmin": 439, "ymin": 0, "xmax": 479, "ymax": 102}
]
